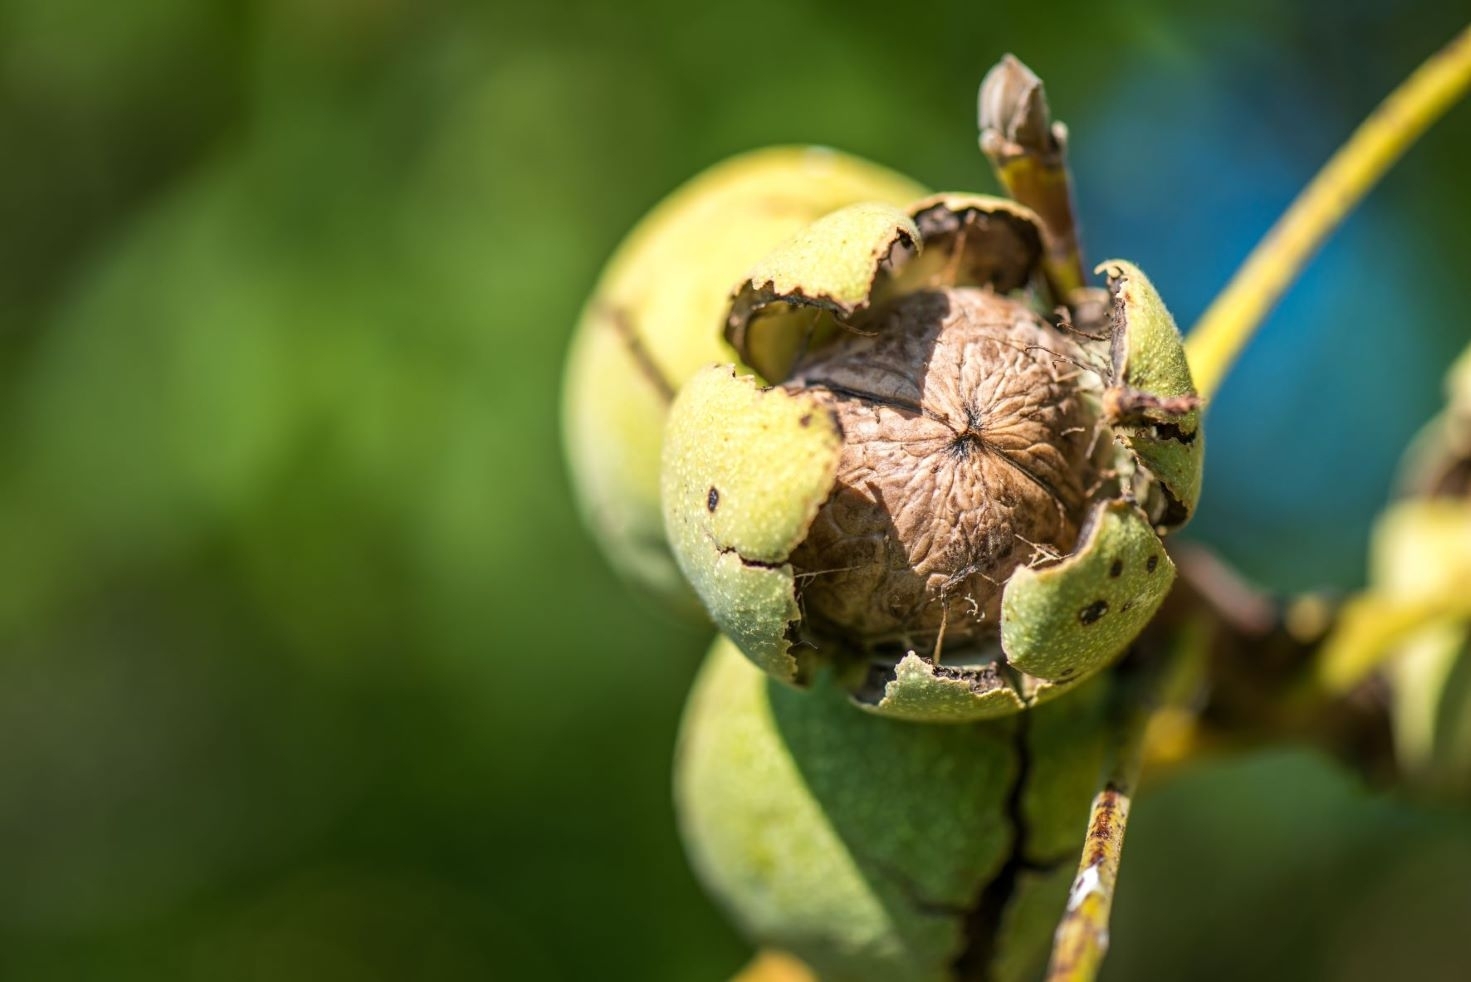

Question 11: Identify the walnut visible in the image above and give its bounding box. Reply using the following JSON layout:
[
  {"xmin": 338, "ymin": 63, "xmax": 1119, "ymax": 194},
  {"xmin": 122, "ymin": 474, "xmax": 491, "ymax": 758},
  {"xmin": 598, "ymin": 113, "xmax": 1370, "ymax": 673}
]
[
  {"xmin": 785, "ymin": 287, "xmax": 1100, "ymax": 653},
  {"xmin": 660, "ymin": 199, "xmax": 1195, "ymax": 719}
]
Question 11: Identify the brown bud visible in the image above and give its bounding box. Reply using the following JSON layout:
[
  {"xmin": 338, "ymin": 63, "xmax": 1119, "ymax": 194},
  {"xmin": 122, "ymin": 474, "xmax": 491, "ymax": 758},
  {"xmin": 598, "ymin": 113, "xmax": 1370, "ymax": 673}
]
[{"xmin": 978, "ymin": 54, "xmax": 1057, "ymax": 158}]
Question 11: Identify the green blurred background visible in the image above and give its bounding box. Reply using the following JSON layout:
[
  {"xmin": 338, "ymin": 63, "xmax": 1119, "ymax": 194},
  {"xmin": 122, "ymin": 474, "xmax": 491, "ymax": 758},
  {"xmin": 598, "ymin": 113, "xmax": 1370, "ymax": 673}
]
[{"xmin": 1, "ymin": 1, "xmax": 1469, "ymax": 979}]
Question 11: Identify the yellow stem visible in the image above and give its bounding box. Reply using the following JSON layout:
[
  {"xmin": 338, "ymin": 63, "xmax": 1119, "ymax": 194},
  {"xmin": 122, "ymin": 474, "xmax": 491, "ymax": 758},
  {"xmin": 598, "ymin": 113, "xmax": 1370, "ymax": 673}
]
[
  {"xmin": 1044, "ymin": 646, "xmax": 1178, "ymax": 982},
  {"xmin": 1045, "ymin": 776, "xmax": 1137, "ymax": 982},
  {"xmin": 1186, "ymin": 23, "xmax": 1471, "ymax": 402}
]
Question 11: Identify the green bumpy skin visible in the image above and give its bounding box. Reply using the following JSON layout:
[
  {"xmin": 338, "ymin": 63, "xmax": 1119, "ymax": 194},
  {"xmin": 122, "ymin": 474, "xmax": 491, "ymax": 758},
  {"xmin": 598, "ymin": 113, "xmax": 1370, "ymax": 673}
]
[
  {"xmin": 662, "ymin": 195, "xmax": 1192, "ymax": 720},
  {"xmin": 1001, "ymin": 499, "xmax": 1178, "ymax": 683},
  {"xmin": 1098, "ymin": 260, "xmax": 1204, "ymax": 528},
  {"xmin": 563, "ymin": 147, "xmax": 924, "ymax": 612},
  {"xmin": 661, "ymin": 366, "xmax": 844, "ymax": 682},
  {"xmin": 675, "ymin": 637, "xmax": 1109, "ymax": 982}
]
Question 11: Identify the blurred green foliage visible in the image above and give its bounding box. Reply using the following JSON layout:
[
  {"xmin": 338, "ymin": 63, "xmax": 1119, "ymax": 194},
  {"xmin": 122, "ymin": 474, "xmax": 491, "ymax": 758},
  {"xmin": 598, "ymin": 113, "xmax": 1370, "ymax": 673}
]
[{"xmin": 0, "ymin": 1, "xmax": 1468, "ymax": 979}]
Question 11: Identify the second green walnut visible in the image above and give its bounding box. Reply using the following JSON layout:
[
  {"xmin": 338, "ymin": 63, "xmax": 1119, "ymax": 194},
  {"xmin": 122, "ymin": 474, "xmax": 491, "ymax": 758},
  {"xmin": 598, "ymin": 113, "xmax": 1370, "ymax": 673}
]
[
  {"xmin": 661, "ymin": 195, "xmax": 1202, "ymax": 721},
  {"xmin": 676, "ymin": 637, "xmax": 1110, "ymax": 982}
]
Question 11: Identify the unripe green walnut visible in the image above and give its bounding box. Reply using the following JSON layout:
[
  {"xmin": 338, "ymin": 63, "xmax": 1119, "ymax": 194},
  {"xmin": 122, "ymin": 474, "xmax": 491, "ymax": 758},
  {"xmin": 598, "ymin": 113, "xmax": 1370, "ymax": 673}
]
[
  {"xmin": 675, "ymin": 637, "xmax": 1110, "ymax": 982},
  {"xmin": 662, "ymin": 196, "xmax": 1202, "ymax": 720},
  {"xmin": 1329, "ymin": 347, "xmax": 1471, "ymax": 795},
  {"xmin": 1371, "ymin": 501, "xmax": 1471, "ymax": 795},
  {"xmin": 563, "ymin": 147, "xmax": 924, "ymax": 613}
]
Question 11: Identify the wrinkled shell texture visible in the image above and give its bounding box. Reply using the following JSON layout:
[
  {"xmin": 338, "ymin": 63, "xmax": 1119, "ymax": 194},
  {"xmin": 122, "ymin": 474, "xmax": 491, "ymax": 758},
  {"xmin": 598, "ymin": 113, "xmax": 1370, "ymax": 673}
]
[{"xmin": 785, "ymin": 287, "xmax": 1100, "ymax": 651}]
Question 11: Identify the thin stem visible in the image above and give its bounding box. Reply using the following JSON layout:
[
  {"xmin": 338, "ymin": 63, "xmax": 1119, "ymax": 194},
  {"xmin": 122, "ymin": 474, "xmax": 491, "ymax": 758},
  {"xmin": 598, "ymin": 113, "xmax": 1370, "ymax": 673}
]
[
  {"xmin": 1186, "ymin": 23, "xmax": 1471, "ymax": 402},
  {"xmin": 1044, "ymin": 653, "xmax": 1170, "ymax": 982}
]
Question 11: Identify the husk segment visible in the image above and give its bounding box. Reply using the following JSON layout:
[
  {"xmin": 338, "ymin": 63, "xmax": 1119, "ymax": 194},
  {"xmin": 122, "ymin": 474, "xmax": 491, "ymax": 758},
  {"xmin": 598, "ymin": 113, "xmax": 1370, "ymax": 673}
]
[
  {"xmin": 661, "ymin": 366, "xmax": 843, "ymax": 682},
  {"xmin": 725, "ymin": 203, "xmax": 921, "ymax": 384},
  {"xmin": 725, "ymin": 195, "xmax": 1047, "ymax": 385},
  {"xmin": 1099, "ymin": 260, "xmax": 1204, "ymax": 529},
  {"xmin": 1001, "ymin": 500, "xmax": 1177, "ymax": 682}
]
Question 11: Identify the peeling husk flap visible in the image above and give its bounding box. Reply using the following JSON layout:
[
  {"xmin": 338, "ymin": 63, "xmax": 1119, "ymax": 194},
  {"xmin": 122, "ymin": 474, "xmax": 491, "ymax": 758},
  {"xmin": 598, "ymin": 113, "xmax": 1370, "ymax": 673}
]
[
  {"xmin": 725, "ymin": 203, "xmax": 920, "ymax": 383},
  {"xmin": 725, "ymin": 195, "xmax": 1048, "ymax": 385},
  {"xmin": 661, "ymin": 365, "xmax": 843, "ymax": 682},
  {"xmin": 903, "ymin": 192, "xmax": 1044, "ymax": 293},
  {"xmin": 1001, "ymin": 498, "xmax": 1176, "ymax": 681},
  {"xmin": 1100, "ymin": 259, "xmax": 1203, "ymax": 528}
]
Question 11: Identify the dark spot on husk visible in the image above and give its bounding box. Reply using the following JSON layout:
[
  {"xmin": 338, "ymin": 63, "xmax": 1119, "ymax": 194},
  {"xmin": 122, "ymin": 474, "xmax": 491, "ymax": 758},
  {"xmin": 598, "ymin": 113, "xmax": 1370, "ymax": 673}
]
[
  {"xmin": 1079, "ymin": 600, "xmax": 1108, "ymax": 625},
  {"xmin": 1109, "ymin": 558, "xmax": 1124, "ymax": 578},
  {"xmin": 707, "ymin": 487, "xmax": 720, "ymax": 512},
  {"xmin": 1146, "ymin": 554, "xmax": 1159, "ymax": 573},
  {"xmin": 1152, "ymin": 420, "xmax": 1198, "ymax": 444}
]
